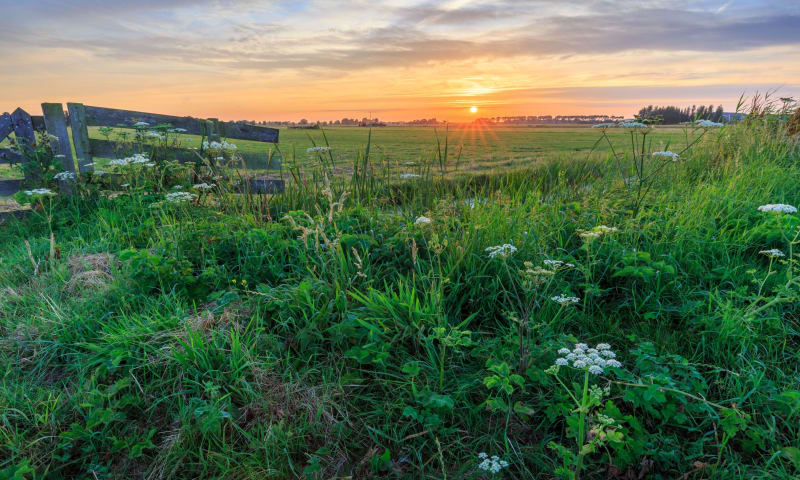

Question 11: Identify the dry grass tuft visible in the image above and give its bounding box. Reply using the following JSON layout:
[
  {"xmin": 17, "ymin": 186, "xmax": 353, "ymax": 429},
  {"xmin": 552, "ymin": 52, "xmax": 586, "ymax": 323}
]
[
  {"xmin": 787, "ymin": 107, "xmax": 800, "ymax": 136},
  {"xmin": 66, "ymin": 253, "xmax": 115, "ymax": 292}
]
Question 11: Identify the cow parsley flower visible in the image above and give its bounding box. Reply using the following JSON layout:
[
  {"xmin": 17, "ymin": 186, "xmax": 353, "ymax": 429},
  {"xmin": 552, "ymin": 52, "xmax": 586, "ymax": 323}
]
[
  {"xmin": 552, "ymin": 342, "xmax": 622, "ymax": 375},
  {"xmin": 46, "ymin": 134, "xmax": 60, "ymax": 142},
  {"xmin": 24, "ymin": 188, "xmax": 55, "ymax": 196},
  {"xmin": 759, "ymin": 248, "xmax": 785, "ymax": 258},
  {"xmin": 165, "ymin": 192, "xmax": 197, "ymax": 203},
  {"xmin": 108, "ymin": 153, "xmax": 151, "ymax": 167},
  {"xmin": 193, "ymin": 183, "xmax": 216, "ymax": 190},
  {"xmin": 486, "ymin": 243, "xmax": 517, "ymax": 259},
  {"xmin": 174, "ymin": 128, "xmax": 187, "ymax": 132},
  {"xmin": 307, "ymin": 146, "xmax": 331, "ymax": 152},
  {"xmin": 203, "ymin": 140, "xmax": 237, "ymax": 151},
  {"xmin": 402, "ymin": 173, "xmax": 421, "ymax": 179},
  {"xmin": 757, "ymin": 204, "xmax": 797, "ymax": 213},
  {"xmin": 133, "ymin": 121, "xmax": 150, "ymax": 127},
  {"xmin": 415, "ymin": 216, "xmax": 432, "ymax": 225},
  {"xmin": 477, "ymin": 454, "xmax": 509, "ymax": 475},
  {"xmin": 579, "ymin": 225, "xmax": 619, "ymax": 241},
  {"xmin": 653, "ymin": 151, "xmax": 679, "ymax": 161},
  {"xmin": 696, "ymin": 119, "xmax": 723, "ymax": 127},
  {"xmin": 592, "ymin": 123, "xmax": 615, "ymax": 128},
  {"xmin": 54, "ymin": 171, "xmax": 76, "ymax": 180},
  {"xmin": 146, "ymin": 132, "xmax": 165, "ymax": 140},
  {"xmin": 619, "ymin": 121, "xmax": 648, "ymax": 128},
  {"xmin": 544, "ymin": 259, "xmax": 574, "ymax": 269},
  {"xmin": 93, "ymin": 170, "xmax": 106, "ymax": 176},
  {"xmin": 551, "ymin": 294, "xmax": 580, "ymax": 305}
]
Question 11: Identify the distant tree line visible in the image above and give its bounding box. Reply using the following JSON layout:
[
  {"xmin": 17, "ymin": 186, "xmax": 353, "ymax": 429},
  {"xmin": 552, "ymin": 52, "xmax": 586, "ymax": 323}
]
[{"xmin": 637, "ymin": 104, "xmax": 725, "ymax": 124}]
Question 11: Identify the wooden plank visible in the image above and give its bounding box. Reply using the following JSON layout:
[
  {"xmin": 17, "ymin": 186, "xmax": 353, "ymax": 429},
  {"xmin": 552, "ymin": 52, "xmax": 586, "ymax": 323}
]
[
  {"xmin": 205, "ymin": 119, "xmax": 221, "ymax": 143},
  {"xmin": 0, "ymin": 148, "xmax": 24, "ymax": 165},
  {"xmin": 30, "ymin": 116, "xmax": 45, "ymax": 130},
  {"xmin": 247, "ymin": 178, "xmax": 284, "ymax": 194},
  {"xmin": 0, "ymin": 113, "xmax": 12, "ymax": 140},
  {"xmin": 83, "ymin": 105, "xmax": 279, "ymax": 143},
  {"xmin": 67, "ymin": 103, "xmax": 93, "ymax": 173},
  {"xmin": 239, "ymin": 152, "xmax": 282, "ymax": 170},
  {"xmin": 217, "ymin": 121, "xmax": 279, "ymax": 143},
  {"xmin": 0, "ymin": 179, "xmax": 22, "ymax": 196},
  {"xmin": 10, "ymin": 108, "xmax": 36, "ymax": 182},
  {"xmin": 84, "ymin": 105, "xmax": 206, "ymax": 135},
  {"xmin": 41, "ymin": 103, "xmax": 75, "ymax": 173}
]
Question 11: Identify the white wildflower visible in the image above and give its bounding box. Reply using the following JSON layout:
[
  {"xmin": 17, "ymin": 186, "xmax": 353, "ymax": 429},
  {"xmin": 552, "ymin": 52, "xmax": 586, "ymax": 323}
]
[
  {"xmin": 415, "ymin": 216, "xmax": 432, "ymax": 225},
  {"xmin": 757, "ymin": 204, "xmax": 797, "ymax": 213},
  {"xmin": 203, "ymin": 140, "xmax": 237, "ymax": 151},
  {"xmin": 133, "ymin": 121, "xmax": 150, "ymax": 127},
  {"xmin": 477, "ymin": 454, "xmax": 509, "ymax": 474},
  {"xmin": 600, "ymin": 350, "xmax": 616, "ymax": 358},
  {"xmin": 573, "ymin": 359, "xmax": 587, "ymax": 369},
  {"xmin": 121, "ymin": 183, "xmax": 130, "ymax": 188},
  {"xmin": 165, "ymin": 192, "xmax": 197, "ymax": 203},
  {"xmin": 575, "ymin": 343, "xmax": 588, "ymax": 350},
  {"xmin": 759, "ymin": 248, "xmax": 785, "ymax": 258},
  {"xmin": 307, "ymin": 146, "xmax": 331, "ymax": 152},
  {"xmin": 653, "ymin": 151, "xmax": 679, "ymax": 161},
  {"xmin": 172, "ymin": 185, "xmax": 183, "ymax": 190},
  {"xmin": 23, "ymin": 188, "xmax": 55, "ymax": 196},
  {"xmin": 619, "ymin": 121, "xmax": 649, "ymax": 128},
  {"xmin": 193, "ymin": 183, "xmax": 216, "ymax": 190},
  {"xmin": 402, "ymin": 173, "xmax": 421, "ymax": 179},
  {"xmin": 551, "ymin": 294, "xmax": 580, "ymax": 305},
  {"xmin": 592, "ymin": 123, "xmax": 615, "ymax": 128},
  {"xmin": 696, "ymin": 119, "xmax": 723, "ymax": 127},
  {"xmin": 544, "ymin": 259, "xmax": 574, "ymax": 269},
  {"xmin": 46, "ymin": 134, "xmax": 59, "ymax": 142},
  {"xmin": 557, "ymin": 348, "xmax": 571, "ymax": 355},
  {"xmin": 588, "ymin": 365, "xmax": 604, "ymax": 375},
  {"xmin": 54, "ymin": 171, "xmax": 76, "ymax": 180},
  {"xmin": 486, "ymin": 244, "xmax": 517, "ymax": 259},
  {"xmin": 555, "ymin": 357, "xmax": 568, "ymax": 366},
  {"xmin": 605, "ymin": 359, "xmax": 622, "ymax": 368},
  {"xmin": 174, "ymin": 128, "xmax": 187, "ymax": 132},
  {"xmin": 596, "ymin": 343, "xmax": 611, "ymax": 350}
]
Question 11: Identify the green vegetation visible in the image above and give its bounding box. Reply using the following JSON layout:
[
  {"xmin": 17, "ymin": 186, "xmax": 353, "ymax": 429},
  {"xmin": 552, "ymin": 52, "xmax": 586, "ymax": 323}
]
[{"xmin": 1, "ymin": 112, "xmax": 799, "ymax": 479}]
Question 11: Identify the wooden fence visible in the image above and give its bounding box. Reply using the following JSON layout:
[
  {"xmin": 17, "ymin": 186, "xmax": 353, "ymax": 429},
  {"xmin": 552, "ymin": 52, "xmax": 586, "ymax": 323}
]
[{"xmin": 0, "ymin": 103, "xmax": 282, "ymax": 196}]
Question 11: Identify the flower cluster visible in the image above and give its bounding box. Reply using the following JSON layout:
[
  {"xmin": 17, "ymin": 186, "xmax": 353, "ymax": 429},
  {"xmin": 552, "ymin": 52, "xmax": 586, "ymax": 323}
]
[
  {"xmin": 759, "ymin": 248, "xmax": 785, "ymax": 258},
  {"xmin": 402, "ymin": 173, "xmax": 421, "ymax": 179},
  {"xmin": 306, "ymin": 146, "xmax": 330, "ymax": 152},
  {"xmin": 202, "ymin": 140, "xmax": 237, "ymax": 151},
  {"xmin": 477, "ymin": 453, "xmax": 509, "ymax": 474},
  {"xmin": 579, "ymin": 225, "xmax": 619, "ymax": 240},
  {"xmin": 757, "ymin": 204, "xmax": 797, "ymax": 214},
  {"xmin": 543, "ymin": 259, "xmax": 574, "ymax": 269},
  {"xmin": 551, "ymin": 294, "xmax": 580, "ymax": 305},
  {"xmin": 193, "ymin": 183, "xmax": 216, "ymax": 190},
  {"xmin": 653, "ymin": 151, "xmax": 679, "ymax": 161},
  {"xmin": 24, "ymin": 188, "xmax": 55, "ymax": 196},
  {"xmin": 165, "ymin": 192, "xmax": 198, "ymax": 203},
  {"xmin": 486, "ymin": 243, "xmax": 517, "ymax": 259},
  {"xmin": 145, "ymin": 131, "xmax": 165, "ymax": 141},
  {"xmin": 591, "ymin": 123, "xmax": 615, "ymax": 129},
  {"xmin": 619, "ymin": 121, "xmax": 649, "ymax": 128},
  {"xmin": 54, "ymin": 171, "xmax": 76, "ymax": 180},
  {"xmin": 415, "ymin": 216, "xmax": 431, "ymax": 225},
  {"xmin": 696, "ymin": 119, "xmax": 723, "ymax": 128},
  {"xmin": 108, "ymin": 153, "xmax": 154, "ymax": 167},
  {"xmin": 133, "ymin": 121, "xmax": 150, "ymax": 127},
  {"xmin": 553, "ymin": 343, "xmax": 621, "ymax": 375}
]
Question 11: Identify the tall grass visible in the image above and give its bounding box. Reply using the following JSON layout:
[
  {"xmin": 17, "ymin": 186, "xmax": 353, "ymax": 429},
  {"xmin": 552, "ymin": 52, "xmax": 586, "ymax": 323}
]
[{"xmin": 1, "ymin": 107, "xmax": 799, "ymax": 479}]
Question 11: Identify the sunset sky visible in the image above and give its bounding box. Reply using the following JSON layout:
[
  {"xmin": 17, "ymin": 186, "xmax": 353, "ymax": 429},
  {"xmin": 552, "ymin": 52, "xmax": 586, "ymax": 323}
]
[{"xmin": 1, "ymin": 0, "xmax": 799, "ymax": 122}]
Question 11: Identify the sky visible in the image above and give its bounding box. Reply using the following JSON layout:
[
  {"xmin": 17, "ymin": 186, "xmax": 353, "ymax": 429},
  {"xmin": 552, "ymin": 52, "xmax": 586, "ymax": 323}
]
[{"xmin": 1, "ymin": 0, "xmax": 799, "ymax": 122}]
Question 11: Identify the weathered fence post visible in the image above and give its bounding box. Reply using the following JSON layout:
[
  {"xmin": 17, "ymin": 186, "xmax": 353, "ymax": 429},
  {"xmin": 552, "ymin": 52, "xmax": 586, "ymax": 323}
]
[
  {"xmin": 10, "ymin": 107, "xmax": 37, "ymax": 183},
  {"xmin": 67, "ymin": 103, "xmax": 93, "ymax": 173},
  {"xmin": 41, "ymin": 103, "xmax": 75, "ymax": 173},
  {"xmin": 205, "ymin": 118, "xmax": 221, "ymax": 142},
  {"xmin": 0, "ymin": 113, "xmax": 12, "ymax": 140}
]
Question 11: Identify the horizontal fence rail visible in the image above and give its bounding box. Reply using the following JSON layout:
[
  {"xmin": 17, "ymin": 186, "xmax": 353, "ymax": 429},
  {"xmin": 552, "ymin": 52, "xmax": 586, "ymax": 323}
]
[{"xmin": 0, "ymin": 102, "xmax": 282, "ymax": 198}]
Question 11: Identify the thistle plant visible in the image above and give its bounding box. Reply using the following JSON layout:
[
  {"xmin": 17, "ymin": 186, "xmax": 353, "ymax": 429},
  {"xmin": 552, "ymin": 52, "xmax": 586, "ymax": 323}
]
[{"xmin": 546, "ymin": 342, "xmax": 622, "ymax": 479}]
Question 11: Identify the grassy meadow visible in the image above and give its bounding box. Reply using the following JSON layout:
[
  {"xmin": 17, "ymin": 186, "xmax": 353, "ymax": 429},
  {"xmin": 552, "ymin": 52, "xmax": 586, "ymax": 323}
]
[
  {"xmin": 1, "ymin": 125, "xmax": 691, "ymax": 182},
  {"xmin": 1, "ymin": 113, "xmax": 800, "ymax": 479}
]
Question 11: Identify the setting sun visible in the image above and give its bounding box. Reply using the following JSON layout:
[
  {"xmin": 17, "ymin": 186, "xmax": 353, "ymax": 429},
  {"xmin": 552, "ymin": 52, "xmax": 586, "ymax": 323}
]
[{"xmin": 470, "ymin": 106, "xmax": 478, "ymax": 113}]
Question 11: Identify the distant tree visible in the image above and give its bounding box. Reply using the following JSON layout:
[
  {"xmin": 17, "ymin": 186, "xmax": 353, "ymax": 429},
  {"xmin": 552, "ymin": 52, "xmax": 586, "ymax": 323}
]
[{"xmin": 299, "ymin": 119, "xmax": 308, "ymax": 125}]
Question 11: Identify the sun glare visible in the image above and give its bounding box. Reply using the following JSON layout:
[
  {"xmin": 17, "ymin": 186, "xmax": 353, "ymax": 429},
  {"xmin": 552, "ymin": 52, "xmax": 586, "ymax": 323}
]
[{"xmin": 470, "ymin": 106, "xmax": 478, "ymax": 113}]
